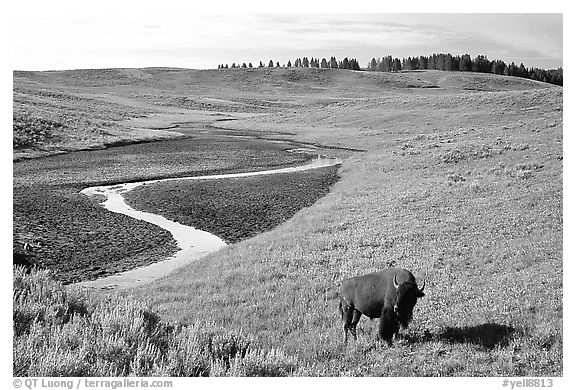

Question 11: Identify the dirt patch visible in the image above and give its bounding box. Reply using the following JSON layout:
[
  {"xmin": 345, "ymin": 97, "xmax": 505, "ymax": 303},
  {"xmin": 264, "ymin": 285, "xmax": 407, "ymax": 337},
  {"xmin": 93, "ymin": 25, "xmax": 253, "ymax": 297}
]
[
  {"xmin": 13, "ymin": 132, "xmax": 340, "ymax": 284},
  {"xmin": 124, "ymin": 166, "xmax": 341, "ymax": 244}
]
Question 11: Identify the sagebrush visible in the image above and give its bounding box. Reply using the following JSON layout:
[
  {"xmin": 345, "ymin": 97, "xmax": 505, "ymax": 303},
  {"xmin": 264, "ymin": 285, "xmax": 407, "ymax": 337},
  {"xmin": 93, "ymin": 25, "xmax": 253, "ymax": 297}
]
[{"xmin": 13, "ymin": 267, "xmax": 297, "ymax": 377}]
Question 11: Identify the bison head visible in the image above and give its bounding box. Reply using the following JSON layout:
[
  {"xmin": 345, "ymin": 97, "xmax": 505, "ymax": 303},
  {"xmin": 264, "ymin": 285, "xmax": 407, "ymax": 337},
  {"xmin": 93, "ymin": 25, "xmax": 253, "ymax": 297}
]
[{"xmin": 393, "ymin": 274, "xmax": 425, "ymax": 328}]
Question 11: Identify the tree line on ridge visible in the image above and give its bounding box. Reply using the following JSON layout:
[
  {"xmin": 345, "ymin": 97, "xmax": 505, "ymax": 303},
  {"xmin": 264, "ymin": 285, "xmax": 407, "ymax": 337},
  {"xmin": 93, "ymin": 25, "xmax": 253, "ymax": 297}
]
[
  {"xmin": 217, "ymin": 56, "xmax": 361, "ymax": 71},
  {"xmin": 217, "ymin": 53, "xmax": 562, "ymax": 86}
]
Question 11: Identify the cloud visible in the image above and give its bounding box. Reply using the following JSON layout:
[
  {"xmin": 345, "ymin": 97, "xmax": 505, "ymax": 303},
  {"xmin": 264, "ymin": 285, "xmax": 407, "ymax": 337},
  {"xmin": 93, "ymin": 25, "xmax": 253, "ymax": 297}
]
[{"xmin": 12, "ymin": 13, "xmax": 563, "ymax": 70}]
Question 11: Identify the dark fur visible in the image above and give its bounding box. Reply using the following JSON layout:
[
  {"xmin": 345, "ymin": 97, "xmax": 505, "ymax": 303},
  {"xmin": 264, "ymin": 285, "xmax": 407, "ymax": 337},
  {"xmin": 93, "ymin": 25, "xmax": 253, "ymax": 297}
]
[
  {"xmin": 339, "ymin": 268, "xmax": 424, "ymax": 345},
  {"xmin": 378, "ymin": 307, "xmax": 400, "ymax": 345}
]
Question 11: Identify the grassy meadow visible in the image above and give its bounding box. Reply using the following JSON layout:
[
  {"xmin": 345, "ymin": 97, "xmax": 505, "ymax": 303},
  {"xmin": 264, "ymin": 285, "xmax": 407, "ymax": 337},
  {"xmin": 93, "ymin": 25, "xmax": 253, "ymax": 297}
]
[{"xmin": 13, "ymin": 68, "xmax": 562, "ymax": 376}]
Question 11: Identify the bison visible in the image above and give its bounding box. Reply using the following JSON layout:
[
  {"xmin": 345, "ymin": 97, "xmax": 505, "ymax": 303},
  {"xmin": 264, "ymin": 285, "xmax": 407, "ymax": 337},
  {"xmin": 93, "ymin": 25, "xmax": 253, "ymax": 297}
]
[{"xmin": 338, "ymin": 268, "xmax": 425, "ymax": 345}]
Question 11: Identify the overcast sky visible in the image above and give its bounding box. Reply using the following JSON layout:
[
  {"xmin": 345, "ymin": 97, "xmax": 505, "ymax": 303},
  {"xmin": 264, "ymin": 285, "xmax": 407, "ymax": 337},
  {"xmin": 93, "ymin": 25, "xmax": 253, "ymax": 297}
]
[{"xmin": 11, "ymin": 2, "xmax": 563, "ymax": 70}]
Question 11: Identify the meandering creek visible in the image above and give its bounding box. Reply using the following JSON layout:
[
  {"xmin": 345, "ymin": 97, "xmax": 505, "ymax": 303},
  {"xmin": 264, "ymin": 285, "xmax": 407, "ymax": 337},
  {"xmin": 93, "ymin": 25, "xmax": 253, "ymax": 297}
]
[{"xmin": 75, "ymin": 156, "xmax": 341, "ymax": 290}]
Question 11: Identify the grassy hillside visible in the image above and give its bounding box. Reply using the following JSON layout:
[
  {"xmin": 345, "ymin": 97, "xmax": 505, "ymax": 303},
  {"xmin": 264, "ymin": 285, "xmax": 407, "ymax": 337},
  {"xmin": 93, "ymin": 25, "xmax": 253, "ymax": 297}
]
[
  {"xmin": 13, "ymin": 68, "xmax": 562, "ymax": 376},
  {"xmin": 14, "ymin": 68, "xmax": 548, "ymax": 158}
]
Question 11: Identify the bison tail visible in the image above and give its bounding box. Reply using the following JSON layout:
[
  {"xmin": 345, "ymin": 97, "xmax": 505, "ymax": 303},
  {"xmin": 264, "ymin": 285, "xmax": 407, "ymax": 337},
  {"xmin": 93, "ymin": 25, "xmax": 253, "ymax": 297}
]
[{"xmin": 338, "ymin": 299, "xmax": 344, "ymax": 321}]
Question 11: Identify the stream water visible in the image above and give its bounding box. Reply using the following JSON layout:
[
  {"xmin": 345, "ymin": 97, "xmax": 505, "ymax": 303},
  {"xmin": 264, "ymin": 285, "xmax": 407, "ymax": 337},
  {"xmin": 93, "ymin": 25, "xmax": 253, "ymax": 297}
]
[{"xmin": 75, "ymin": 156, "xmax": 341, "ymax": 290}]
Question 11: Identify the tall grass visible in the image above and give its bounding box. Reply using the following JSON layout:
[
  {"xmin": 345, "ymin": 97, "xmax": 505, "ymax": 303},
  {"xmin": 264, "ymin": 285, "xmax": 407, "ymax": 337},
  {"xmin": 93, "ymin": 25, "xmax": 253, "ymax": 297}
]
[{"xmin": 13, "ymin": 267, "xmax": 297, "ymax": 377}]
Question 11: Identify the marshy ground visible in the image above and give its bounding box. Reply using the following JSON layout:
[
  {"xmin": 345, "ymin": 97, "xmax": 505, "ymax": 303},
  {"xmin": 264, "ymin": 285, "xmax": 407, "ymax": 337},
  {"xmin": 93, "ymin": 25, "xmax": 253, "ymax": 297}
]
[
  {"xmin": 13, "ymin": 67, "xmax": 562, "ymax": 376},
  {"xmin": 13, "ymin": 130, "xmax": 341, "ymax": 283}
]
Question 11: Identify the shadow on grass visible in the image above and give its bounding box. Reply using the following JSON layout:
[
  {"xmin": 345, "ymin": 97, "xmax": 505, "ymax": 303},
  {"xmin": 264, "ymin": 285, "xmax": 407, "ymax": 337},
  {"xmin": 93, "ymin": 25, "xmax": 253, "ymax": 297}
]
[
  {"xmin": 404, "ymin": 323, "xmax": 515, "ymax": 350},
  {"xmin": 438, "ymin": 323, "xmax": 515, "ymax": 349}
]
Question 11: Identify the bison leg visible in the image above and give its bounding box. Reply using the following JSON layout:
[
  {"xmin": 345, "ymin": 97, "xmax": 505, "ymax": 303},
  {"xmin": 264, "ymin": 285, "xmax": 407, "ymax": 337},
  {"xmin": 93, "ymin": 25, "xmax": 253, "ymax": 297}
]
[
  {"xmin": 340, "ymin": 298, "xmax": 354, "ymax": 343},
  {"xmin": 350, "ymin": 309, "xmax": 362, "ymax": 341}
]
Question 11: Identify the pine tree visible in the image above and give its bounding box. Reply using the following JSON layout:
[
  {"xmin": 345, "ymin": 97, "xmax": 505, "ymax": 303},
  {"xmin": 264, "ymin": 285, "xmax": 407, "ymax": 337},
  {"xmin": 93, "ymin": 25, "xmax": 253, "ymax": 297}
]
[
  {"xmin": 459, "ymin": 54, "xmax": 472, "ymax": 72},
  {"xmin": 427, "ymin": 55, "xmax": 435, "ymax": 70},
  {"xmin": 383, "ymin": 56, "xmax": 393, "ymax": 72},
  {"xmin": 321, "ymin": 58, "xmax": 329, "ymax": 68},
  {"xmin": 287, "ymin": 60, "xmax": 292, "ymax": 68},
  {"xmin": 508, "ymin": 62, "xmax": 518, "ymax": 77},
  {"xmin": 418, "ymin": 56, "xmax": 427, "ymax": 70},
  {"xmin": 370, "ymin": 58, "xmax": 377, "ymax": 71},
  {"xmin": 302, "ymin": 57, "xmax": 309, "ymax": 67},
  {"xmin": 329, "ymin": 57, "xmax": 338, "ymax": 69},
  {"xmin": 491, "ymin": 60, "xmax": 506, "ymax": 75},
  {"xmin": 518, "ymin": 63, "xmax": 528, "ymax": 78},
  {"xmin": 402, "ymin": 57, "xmax": 409, "ymax": 71},
  {"xmin": 550, "ymin": 68, "xmax": 562, "ymax": 85},
  {"xmin": 444, "ymin": 54, "xmax": 453, "ymax": 71},
  {"xmin": 473, "ymin": 55, "xmax": 490, "ymax": 73},
  {"xmin": 377, "ymin": 57, "xmax": 385, "ymax": 72},
  {"xmin": 248, "ymin": 63, "xmax": 253, "ymax": 68},
  {"xmin": 349, "ymin": 58, "xmax": 360, "ymax": 70}
]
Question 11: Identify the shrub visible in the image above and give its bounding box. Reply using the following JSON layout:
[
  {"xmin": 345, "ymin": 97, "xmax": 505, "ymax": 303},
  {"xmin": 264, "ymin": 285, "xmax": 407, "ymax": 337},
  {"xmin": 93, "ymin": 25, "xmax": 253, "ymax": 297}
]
[
  {"xmin": 447, "ymin": 172, "xmax": 466, "ymax": 184},
  {"xmin": 513, "ymin": 163, "xmax": 544, "ymax": 180},
  {"xmin": 440, "ymin": 144, "xmax": 498, "ymax": 164},
  {"xmin": 13, "ymin": 266, "xmax": 89, "ymax": 337},
  {"xmin": 13, "ymin": 113, "xmax": 64, "ymax": 148},
  {"xmin": 156, "ymin": 325, "xmax": 251, "ymax": 376},
  {"xmin": 13, "ymin": 267, "xmax": 294, "ymax": 377},
  {"xmin": 217, "ymin": 348, "xmax": 298, "ymax": 377},
  {"xmin": 491, "ymin": 162, "xmax": 544, "ymax": 180}
]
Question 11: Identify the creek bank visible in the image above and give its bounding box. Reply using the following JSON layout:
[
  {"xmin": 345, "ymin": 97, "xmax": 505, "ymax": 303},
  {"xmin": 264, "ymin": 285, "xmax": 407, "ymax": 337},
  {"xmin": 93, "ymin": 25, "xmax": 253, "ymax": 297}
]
[{"xmin": 76, "ymin": 157, "xmax": 342, "ymax": 290}]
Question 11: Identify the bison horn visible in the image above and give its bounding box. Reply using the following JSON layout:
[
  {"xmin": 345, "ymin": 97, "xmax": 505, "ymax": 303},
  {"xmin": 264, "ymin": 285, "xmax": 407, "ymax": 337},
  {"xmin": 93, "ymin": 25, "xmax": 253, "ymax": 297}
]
[
  {"xmin": 393, "ymin": 274, "xmax": 400, "ymax": 290},
  {"xmin": 418, "ymin": 277, "xmax": 426, "ymax": 292}
]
